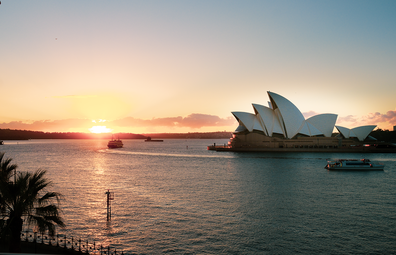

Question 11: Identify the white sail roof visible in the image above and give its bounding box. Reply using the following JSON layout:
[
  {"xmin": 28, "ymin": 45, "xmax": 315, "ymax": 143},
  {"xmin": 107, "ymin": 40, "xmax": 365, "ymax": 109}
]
[
  {"xmin": 306, "ymin": 122, "xmax": 323, "ymax": 136},
  {"xmin": 234, "ymin": 124, "xmax": 247, "ymax": 133},
  {"xmin": 335, "ymin": 126, "xmax": 350, "ymax": 138},
  {"xmin": 306, "ymin": 114, "xmax": 338, "ymax": 137},
  {"xmin": 253, "ymin": 104, "xmax": 278, "ymax": 136},
  {"xmin": 351, "ymin": 125, "xmax": 377, "ymax": 141},
  {"xmin": 232, "ymin": 112, "xmax": 257, "ymax": 132},
  {"xmin": 336, "ymin": 125, "xmax": 376, "ymax": 141},
  {"xmin": 298, "ymin": 122, "xmax": 311, "ymax": 136},
  {"xmin": 252, "ymin": 118, "xmax": 264, "ymax": 132},
  {"xmin": 268, "ymin": 92, "xmax": 305, "ymax": 138},
  {"xmin": 231, "ymin": 92, "xmax": 374, "ymax": 142}
]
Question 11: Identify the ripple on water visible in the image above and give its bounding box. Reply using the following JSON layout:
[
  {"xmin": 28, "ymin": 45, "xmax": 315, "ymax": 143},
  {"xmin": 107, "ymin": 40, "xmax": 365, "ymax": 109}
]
[{"xmin": 2, "ymin": 139, "xmax": 396, "ymax": 254}]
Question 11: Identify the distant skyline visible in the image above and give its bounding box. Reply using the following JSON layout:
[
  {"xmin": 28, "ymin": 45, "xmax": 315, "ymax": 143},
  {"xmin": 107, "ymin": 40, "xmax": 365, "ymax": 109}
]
[{"xmin": 1, "ymin": 0, "xmax": 396, "ymax": 133}]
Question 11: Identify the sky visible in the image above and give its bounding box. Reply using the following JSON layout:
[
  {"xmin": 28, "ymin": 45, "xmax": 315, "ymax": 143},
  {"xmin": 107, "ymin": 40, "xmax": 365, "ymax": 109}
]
[{"xmin": 1, "ymin": 0, "xmax": 396, "ymax": 134}]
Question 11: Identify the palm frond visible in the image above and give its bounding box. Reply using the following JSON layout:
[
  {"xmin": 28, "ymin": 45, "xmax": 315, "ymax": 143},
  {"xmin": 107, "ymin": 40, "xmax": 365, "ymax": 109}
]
[
  {"xmin": 0, "ymin": 152, "xmax": 18, "ymax": 182},
  {"xmin": 38, "ymin": 192, "xmax": 63, "ymax": 206},
  {"xmin": 0, "ymin": 156, "xmax": 65, "ymax": 245},
  {"xmin": 28, "ymin": 213, "xmax": 65, "ymax": 236}
]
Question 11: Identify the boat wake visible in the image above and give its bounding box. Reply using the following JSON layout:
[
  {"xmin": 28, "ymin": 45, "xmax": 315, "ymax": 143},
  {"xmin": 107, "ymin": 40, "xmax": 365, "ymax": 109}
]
[{"xmin": 99, "ymin": 149, "xmax": 236, "ymax": 159}]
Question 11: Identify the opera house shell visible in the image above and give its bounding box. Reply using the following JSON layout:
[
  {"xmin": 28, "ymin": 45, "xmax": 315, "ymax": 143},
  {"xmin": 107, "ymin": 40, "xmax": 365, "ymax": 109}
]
[{"xmin": 209, "ymin": 92, "xmax": 395, "ymax": 152}]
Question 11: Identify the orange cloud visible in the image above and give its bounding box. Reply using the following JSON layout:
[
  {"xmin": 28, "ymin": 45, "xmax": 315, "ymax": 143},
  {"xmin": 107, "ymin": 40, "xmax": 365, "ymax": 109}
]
[
  {"xmin": 336, "ymin": 111, "xmax": 396, "ymax": 130},
  {"xmin": 0, "ymin": 119, "xmax": 93, "ymax": 132},
  {"xmin": 336, "ymin": 115, "xmax": 359, "ymax": 124},
  {"xmin": 110, "ymin": 114, "xmax": 235, "ymax": 129},
  {"xmin": 365, "ymin": 111, "xmax": 396, "ymax": 126},
  {"xmin": 302, "ymin": 110, "xmax": 396, "ymax": 130},
  {"xmin": 0, "ymin": 114, "xmax": 236, "ymax": 132},
  {"xmin": 3, "ymin": 111, "xmax": 394, "ymax": 133}
]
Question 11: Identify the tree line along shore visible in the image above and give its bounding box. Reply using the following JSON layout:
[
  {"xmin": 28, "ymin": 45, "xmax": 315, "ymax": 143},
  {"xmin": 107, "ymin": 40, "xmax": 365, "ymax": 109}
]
[
  {"xmin": 1, "ymin": 128, "xmax": 395, "ymax": 142},
  {"xmin": 0, "ymin": 128, "xmax": 233, "ymax": 140}
]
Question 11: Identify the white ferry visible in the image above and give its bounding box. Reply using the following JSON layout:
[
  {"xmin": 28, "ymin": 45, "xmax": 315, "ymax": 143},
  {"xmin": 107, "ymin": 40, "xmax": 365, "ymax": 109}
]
[{"xmin": 325, "ymin": 159, "xmax": 384, "ymax": 171}]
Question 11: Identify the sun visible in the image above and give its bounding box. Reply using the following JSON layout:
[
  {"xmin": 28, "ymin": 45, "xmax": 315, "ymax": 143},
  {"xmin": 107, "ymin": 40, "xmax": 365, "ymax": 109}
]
[{"xmin": 89, "ymin": 126, "xmax": 113, "ymax": 133}]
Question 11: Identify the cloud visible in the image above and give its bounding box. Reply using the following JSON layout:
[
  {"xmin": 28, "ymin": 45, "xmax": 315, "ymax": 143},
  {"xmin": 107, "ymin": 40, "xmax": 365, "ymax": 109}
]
[
  {"xmin": 0, "ymin": 119, "xmax": 93, "ymax": 132},
  {"xmin": 336, "ymin": 115, "xmax": 359, "ymax": 124},
  {"xmin": 110, "ymin": 114, "xmax": 235, "ymax": 129},
  {"xmin": 179, "ymin": 114, "xmax": 235, "ymax": 128},
  {"xmin": 302, "ymin": 111, "xmax": 318, "ymax": 119},
  {"xmin": 0, "ymin": 114, "xmax": 236, "ymax": 132},
  {"xmin": 335, "ymin": 110, "xmax": 396, "ymax": 130},
  {"xmin": 2, "ymin": 110, "xmax": 394, "ymax": 133},
  {"xmin": 301, "ymin": 109, "xmax": 396, "ymax": 130},
  {"xmin": 365, "ymin": 110, "xmax": 396, "ymax": 126}
]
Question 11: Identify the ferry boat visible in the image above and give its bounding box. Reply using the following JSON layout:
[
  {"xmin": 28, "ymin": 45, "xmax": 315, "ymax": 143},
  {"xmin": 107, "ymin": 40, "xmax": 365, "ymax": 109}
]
[
  {"xmin": 325, "ymin": 159, "xmax": 384, "ymax": 171},
  {"xmin": 107, "ymin": 139, "xmax": 123, "ymax": 148}
]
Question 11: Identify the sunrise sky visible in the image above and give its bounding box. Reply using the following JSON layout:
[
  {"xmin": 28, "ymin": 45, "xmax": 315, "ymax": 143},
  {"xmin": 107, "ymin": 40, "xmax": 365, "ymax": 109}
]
[{"xmin": 1, "ymin": 0, "xmax": 396, "ymax": 134}]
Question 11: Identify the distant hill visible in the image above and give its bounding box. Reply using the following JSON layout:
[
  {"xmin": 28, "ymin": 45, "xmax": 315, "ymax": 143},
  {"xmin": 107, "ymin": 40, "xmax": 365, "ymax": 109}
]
[
  {"xmin": 0, "ymin": 129, "xmax": 233, "ymax": 140},
  {"xmin": 141, "ymin": 132, "xmax": 232, "ymax": 139},
  {"xmin": 0, "ymin": 129, "xmax": 146, "ymax": 140},
  {"xmin": 2, "ymin": 128, "xmax": 395, "ymax": 142}
]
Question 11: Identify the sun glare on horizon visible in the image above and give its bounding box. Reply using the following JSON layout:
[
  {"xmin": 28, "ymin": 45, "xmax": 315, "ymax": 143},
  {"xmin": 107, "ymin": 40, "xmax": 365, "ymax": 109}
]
[{"xmin": 89, "ymin": 126, "xmax": 113, "ymax": 133}]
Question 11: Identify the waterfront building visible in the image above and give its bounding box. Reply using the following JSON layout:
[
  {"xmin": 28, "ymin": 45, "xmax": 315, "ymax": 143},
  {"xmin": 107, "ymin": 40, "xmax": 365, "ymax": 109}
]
[{"xmin": 209, "ymin": 91, "xmax": 395, "ymax": 152}]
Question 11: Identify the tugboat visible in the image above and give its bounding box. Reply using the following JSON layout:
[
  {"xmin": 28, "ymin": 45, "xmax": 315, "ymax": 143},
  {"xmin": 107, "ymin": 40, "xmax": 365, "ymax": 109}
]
[
  {"xmin": 107, "ymin": 137, "xmax": 123, "ymax": 148},
  {"xmin": 144, "ymin": 137, "xmax": 163, "ymax": 142},
  {"xmin": 325, "ymin": 159, "xmax": 384, "ymax": 171}
]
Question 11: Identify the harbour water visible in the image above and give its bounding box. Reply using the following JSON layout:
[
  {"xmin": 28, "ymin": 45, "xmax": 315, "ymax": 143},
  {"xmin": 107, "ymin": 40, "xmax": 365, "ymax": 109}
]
[{"xmin": 1, "ymin": 139, "xmax": 396, "ymax": 254}]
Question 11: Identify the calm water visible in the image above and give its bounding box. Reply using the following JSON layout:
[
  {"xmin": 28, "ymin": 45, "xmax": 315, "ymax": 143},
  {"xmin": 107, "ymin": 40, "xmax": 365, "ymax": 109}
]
[{"xmin": 1, "ymin": 139, "xmax": 396, "ymax": 254}]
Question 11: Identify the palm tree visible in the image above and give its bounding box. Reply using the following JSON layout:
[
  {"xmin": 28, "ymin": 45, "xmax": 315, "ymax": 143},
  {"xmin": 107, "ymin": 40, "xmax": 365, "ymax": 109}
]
[
  {"xmin": 0, "ymin": 152, "xmax": 17, "ymax": 240},
  {"xmin": 0, "ymin": 152, "xmax": 17, "ymax": 183},
  {"xmin": 0, "ymin": 153, "xmax": 65, "ymax": 252}
]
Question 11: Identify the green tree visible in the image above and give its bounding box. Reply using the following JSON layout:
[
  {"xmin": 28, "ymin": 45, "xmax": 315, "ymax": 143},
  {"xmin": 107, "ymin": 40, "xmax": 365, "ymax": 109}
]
[{"xmin": 0, "ymin": 153, "xmax": 65, "ymax": 252}]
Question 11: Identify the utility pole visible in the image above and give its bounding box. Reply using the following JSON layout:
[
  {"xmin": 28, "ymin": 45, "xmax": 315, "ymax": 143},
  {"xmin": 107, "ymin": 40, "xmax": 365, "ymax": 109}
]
[{"xmin": 105, "ymin": 190, "xmax": 114, "ymax": 221}]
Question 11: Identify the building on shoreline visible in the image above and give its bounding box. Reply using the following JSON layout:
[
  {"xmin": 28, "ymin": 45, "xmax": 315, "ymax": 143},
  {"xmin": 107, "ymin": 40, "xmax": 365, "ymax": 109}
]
[{"xmin": 208, "ymin": 91, "xmax": 396, "ymax": 152}]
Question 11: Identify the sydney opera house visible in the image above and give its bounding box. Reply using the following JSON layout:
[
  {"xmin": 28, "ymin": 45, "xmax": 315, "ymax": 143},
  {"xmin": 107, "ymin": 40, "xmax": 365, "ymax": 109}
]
[{"xmin": 209, "ymin": 91, "xmax": 395, "ymax": 152}]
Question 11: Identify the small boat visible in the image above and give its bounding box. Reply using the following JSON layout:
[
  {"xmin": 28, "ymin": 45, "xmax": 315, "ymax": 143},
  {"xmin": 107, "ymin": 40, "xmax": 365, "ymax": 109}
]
[
  {"xmin": 107, "ymin": 139, "xmax": 123, "ymax": 148},
  {"xmin": 0, "ymin": 140, "xmax": 3, "ymax": 145},
  {"xmin": 325, "ymin": 159, "xmax": 384, "ymax": 171},
  {"xmin": 144, "ymin": 137, "xmax": 163, "ymax": 142}
]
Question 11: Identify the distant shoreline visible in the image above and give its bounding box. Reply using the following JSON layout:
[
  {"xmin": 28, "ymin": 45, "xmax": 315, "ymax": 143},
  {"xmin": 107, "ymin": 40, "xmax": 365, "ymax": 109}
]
[
  {"xmin": 0, "ymin": 128, "xmax": 233, "ymax": 140},
  {"xmin": 2, "ymin": 128, "xmax": 396, "ymax": 143}
]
